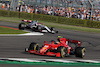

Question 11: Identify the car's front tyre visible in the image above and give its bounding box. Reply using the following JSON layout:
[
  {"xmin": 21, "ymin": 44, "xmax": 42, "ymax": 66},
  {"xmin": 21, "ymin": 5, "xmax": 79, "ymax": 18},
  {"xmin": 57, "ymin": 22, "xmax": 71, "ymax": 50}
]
[
  {"xmin": 57, "ymin": 46, "xmax": 68, "ymax": 58},
  {"xmin": 28, "ymin": 42, "xmax": 39, "ymax": 50}
]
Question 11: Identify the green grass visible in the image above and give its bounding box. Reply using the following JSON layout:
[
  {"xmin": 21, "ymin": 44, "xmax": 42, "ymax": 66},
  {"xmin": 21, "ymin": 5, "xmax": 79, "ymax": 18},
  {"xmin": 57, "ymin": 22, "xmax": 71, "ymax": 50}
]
[
  {"xmin": 0, "ymin": 60, "xmax": 100, "ymax": 66},
  {"xmin": 0, "ymin": 27, "xmax": 28, "ymax": 34},
  {"xmin": 43, "ymin": 22, "xmax": 100, "ymax": 33},
  {"xmin": 0, "ymin": 16, "xmax": 23, "ymax": 21},
  {"xmin": 0, "ymin": 16, "xmax": 100, "ymax": 33}
]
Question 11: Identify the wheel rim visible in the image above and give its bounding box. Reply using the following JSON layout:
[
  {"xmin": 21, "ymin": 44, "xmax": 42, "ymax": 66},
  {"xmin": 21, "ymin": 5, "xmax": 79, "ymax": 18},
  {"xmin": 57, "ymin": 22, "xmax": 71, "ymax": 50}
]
[
  {"xmin": 82, "ymin": 48, "xmax": 86, "ymax": 58},
  {"xmin": 82, "ymin": 51, "xmax": 85, "ymax": 56},
  {"xmin": 63, "ymin": 51, "xmax": 65, "ymax": 56},
  {"xmin": 61, "ymin": 47, "xmax": 66, "ymax": 58},
  {"xmin": 38, "ymin": 26, "xmax": 41, "ymax": 30},
  {"xmin": 21, "ymin": 24, "xmax": 25, "ymax": 27},
  {"xmin": 34, "ymin": 44, "xmax": 38, "ymax": 50},
  {"xmin": 25, "ymin": 48, "xmax": 28, "ymax": 52}
]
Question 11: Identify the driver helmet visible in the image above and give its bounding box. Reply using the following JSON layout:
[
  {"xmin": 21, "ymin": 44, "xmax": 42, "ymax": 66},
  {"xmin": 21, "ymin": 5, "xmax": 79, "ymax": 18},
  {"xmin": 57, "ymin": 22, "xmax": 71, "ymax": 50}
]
[
  {"xmin": 58, "ymin": 36, "xmax": 63, "ymax": 38},
  {"xmin": 57, "ymin": 36, "xmax": 63, "ymax": 42}
]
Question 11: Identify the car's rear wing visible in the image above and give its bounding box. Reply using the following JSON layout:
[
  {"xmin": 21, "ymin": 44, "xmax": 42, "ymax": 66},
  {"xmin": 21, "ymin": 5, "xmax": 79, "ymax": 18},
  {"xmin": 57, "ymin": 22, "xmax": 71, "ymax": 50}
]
[
  {"xmin": 71, "ymin": 40, "xmax": 81, "ymax": 47},
  {"xmin": 21, "ymin": 20, "xmax": 32, "ymax": 23}
]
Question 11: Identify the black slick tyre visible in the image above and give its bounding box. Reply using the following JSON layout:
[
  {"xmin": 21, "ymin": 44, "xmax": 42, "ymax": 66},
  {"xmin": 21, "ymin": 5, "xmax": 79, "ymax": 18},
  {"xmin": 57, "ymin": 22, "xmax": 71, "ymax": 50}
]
[
  {"xmin": 75, "ymin": 47, "xmax": 86, "ymax": 58},
  {"xmin": 28, "ymin": 42, "xmax": 39, "ymax": 50},
  {"xmin": 57, "ymin": 46, "xmax": 67, "ymax": 58},
  {"xmin": 37, "ymin": 26, "xmax": 42, "ymax": 32},
  {"xmin": 18, "ymin": 23, "xmax": 25, "ymax": 30}
]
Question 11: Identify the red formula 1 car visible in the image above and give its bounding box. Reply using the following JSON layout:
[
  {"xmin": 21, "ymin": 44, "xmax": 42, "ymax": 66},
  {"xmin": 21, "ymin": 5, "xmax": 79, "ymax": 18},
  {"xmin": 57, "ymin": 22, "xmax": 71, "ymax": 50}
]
[{"xmin": 25, "ymin": 36, "xmax": 86, "ymax": 58}]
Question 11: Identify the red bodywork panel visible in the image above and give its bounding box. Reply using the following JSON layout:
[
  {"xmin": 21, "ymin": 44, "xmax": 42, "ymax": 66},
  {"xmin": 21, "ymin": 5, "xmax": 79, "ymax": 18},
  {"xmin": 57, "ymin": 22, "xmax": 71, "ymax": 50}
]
[{"xmin": 29, "ymin": 50, "xmax": 61, "ymax": 57}]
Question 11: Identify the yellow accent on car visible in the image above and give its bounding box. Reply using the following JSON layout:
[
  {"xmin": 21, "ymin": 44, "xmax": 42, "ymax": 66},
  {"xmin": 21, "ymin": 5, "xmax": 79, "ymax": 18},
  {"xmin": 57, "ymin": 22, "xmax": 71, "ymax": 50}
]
[
  {"xmin": 34, "ymin": 44, "xmax": 38, "ymax": 50},
  {"xmin": 43, "ymin": 47, "xmax": 46, "ymax": 49},
  {"xmin": 58, "ymin": 36, "xmax": 63, "ymax": 38},
  {"xmin": 61, "ymin": 47, "xmax": 65, "ymax": 58},
  {"xmin": 82, "ymin": 48, "xmax": 86, "ymax": 58}
]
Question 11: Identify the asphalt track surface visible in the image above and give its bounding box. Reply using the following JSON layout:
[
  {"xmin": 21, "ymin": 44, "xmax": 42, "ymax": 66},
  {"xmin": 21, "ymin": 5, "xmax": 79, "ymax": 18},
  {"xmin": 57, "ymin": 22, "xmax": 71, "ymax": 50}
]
[{"xmin": 0, "ymin": 21, "xmax": 100, "ymax": 67}]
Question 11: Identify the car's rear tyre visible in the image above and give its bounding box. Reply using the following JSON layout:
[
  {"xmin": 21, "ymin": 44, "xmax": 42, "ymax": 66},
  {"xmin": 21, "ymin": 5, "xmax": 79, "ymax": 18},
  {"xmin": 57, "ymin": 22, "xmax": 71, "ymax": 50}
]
[
  {"xmin": 37, "ymin": 26, "xmax": 42, "ymax": 32},
  {"xmin": 75, "ymin": 47, "xmax": 86, "ymax": 58},
  {"xmin": 28, "ymin": 42, "xmax": 39, "ymax": 50},
  {"xmin": 32, "ymin": 27, "xmax": 35, "ymax": 31},
  {"xmin": 18, "ymin": 23, "xmax": 25, "ymax": 30},
  {"xmin": 57, "ymin": 46, "xmax": 67, "ymax": 58}
]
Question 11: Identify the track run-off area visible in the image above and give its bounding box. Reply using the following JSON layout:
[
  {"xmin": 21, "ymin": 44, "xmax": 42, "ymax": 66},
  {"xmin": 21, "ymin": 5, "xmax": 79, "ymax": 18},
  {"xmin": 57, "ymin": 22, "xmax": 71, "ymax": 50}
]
[{"xmin": 0, "ymin": 21, "xmax": 100, "ymax": 67}]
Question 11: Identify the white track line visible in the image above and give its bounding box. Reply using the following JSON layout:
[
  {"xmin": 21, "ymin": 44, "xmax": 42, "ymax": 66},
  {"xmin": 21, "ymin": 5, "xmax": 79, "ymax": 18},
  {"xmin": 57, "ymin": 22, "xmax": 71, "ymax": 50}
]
[
  {"xmin": 0, "ymin": 58, "xmax": 100, "ymax": 63},
  {"xmin": 39, "ymin": 59, "xmax": 75, "ymax": 63},
  {"xmin": 7, "ymin": 58, "xmax": 45, "ymax": 62},
  {"xmin": 19, "ymin": 32, "xmax": 44, "ymax": 36},
  {"xmin": 0, "ymin": 32, "xmax": 44, "ymax": 36},
  {"xmin": 0, "ymin": 29, "xmax": 44, "ymax": 36},
  {"xmin": 74, "ymin": 59, "xmax": 100, "ymax": 63}
]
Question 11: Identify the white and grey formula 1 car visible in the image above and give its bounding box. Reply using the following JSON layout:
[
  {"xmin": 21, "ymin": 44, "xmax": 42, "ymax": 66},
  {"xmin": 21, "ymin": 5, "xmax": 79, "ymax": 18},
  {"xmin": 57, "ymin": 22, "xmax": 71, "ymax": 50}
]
[{"xmin": 18, "ymin": 20, "xmax": 58, "ymax": 34}]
